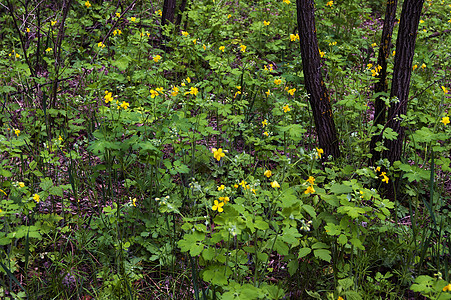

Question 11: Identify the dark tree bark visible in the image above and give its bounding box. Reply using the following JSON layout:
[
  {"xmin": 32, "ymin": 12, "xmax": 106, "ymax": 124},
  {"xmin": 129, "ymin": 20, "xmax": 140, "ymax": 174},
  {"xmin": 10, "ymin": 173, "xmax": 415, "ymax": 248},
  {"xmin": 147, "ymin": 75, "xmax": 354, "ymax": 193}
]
[
  {"xmin": 175, "ymin": 0, "xmax": 188, "ymax": 30},
  {"xmin": 160, "ymin": 0, "xmax": 177, "ymax": 50},
  {"xmin": 370, "ymin": 0, "xmax": 398, "ymax": 164},
  {"xmin": 384, "ymin": 0, "xmax": 424, "ymax": 164},
  {"xmin": 296, "ymin": 0, "xmax": 340, "ymax": 159},
  {"xmin": 161, "ymin": 0, "xmax": 176, "ymax": 27},
  {"xmin": 383, "ymin": 0, "xmax": 424, "ymax": 200}
]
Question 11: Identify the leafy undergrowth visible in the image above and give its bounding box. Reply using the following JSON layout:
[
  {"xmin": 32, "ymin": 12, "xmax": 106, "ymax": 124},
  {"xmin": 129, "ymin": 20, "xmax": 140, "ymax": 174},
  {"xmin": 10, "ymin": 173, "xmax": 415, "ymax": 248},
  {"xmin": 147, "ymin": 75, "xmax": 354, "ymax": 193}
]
[{"xmin": 0, "ymin": 0, "xmax": 450, "ymax": 299}]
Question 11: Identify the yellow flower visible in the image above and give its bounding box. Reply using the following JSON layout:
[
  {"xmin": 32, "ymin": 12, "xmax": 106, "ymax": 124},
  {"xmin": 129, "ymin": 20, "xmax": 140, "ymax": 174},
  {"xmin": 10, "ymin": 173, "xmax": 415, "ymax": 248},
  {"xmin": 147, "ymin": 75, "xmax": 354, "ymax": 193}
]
[
  {"xmin": 326, "ymin": 1, "xmax": 333, "ymax": 7},
  {"xmin": 283, "ymin": 0, "xmax": 290, "ymax": 4},
  {"xmin": 304, "ymin": 185, "xmax": 315, "ymax": 194},
  {"xmin": 319, "ymin": 49, "xmax": 325, "ymax": 58},
  {"xmin": 240, "ymin": 44, "xmax": 246, "ymax": 52},
  {"xmin": 18, "ymin": 182, "xmax": 25, "ymax": 188},
  {"xmin": 290, "ymin": 33, "xmax": 299, "ymax": 41},
  {"xmin": 150, "ymin": 89, "xmax": 159, "ymax": 98},
  {"xmin": 185, "ymin": 87, "xmax": 198, "ymax": 96},
  {"xmin": 239, "ymin": 180, "xmax": 247, "ymax": 187},
  {"xmin": 130, "ymin": 17, "xmax": 136, "ymax": 22},
  {"xmin": 262, "ymin": 119, "xmax": 268, "ymax": 127},
  {"xmin": 116, "ymin": 12, "xmax": 121, "ymax": 18},
  {"xmin": 156, "ymin": 87, "xmax": 164, "ymax": 93},
  {"xmin": 113, "ymin": 29, "xmax": 122, "ymax": 36},
  {"xmin": 270, "ymin": 181, "xmax": 280, "ymax": 188},
  {"xmin": 182, "ymin": 31, "xmax": 189, "ymax": 36},
  {"xmin": 412, "ymin": 64, "xmax": 417, "ymax": 71},
  {"xmin": 306, "ymin": 176, "xmax": 315, "ymax": 185},
  {"xmin": 217, "ymin": 184, "xmax": 225, "ymax": 191},
  {"xmin": 120, "ymin": 101, "xmax": 129, "ymax": 109},
  {"xmin": 443, "ymin": 284, "xmax": 451, "ymax": 292},
  {"xmin": 263, "ymin": 131, "xmax": 269, "ymax": 136},
  {"xmin": 0, "ymin": 189, "xmax": 6, "ymax": 196},
  {"xmin": 97, "ymin": 42, "xmax": 105, "ymax": 48},
  {"xmin": 212, "ymin": 148, "xmax": 225, "ymax": 161},
  {"xmin": 186, "ymin": 77, "xmax": 191, "ymax": 83},
  {"xmin": 59, "ymin": 135, "xmax": 63, "ymax": 141},
  {"xmin": 15, "ymin": 53, "xmax": 20, "ymax": 58},
  {"xmin": 33, "ymin": 193, "xmax": 40, "ymax": 203},
  {"xmin": 219, "ymin": 196, "xmax": 230, "ymax": 204},
  {"xmin": 375, "ymin": 166, "xmax": 381, "ymax": 172},
  {"xmin": 329, "ymin": 41, "xmax": 337, "ymax": 46},
  {"xmin": 26, "ymin": 28, "xmax": 30, "ymax": 33},
  {"xmin": 171, "ymin": 87, "xmax": 179, "ymax": 96},
  {"xmin": 155, "ymin": 9, "xmax": 162, "ymax": 16},
  {"xmin": 265, "ymin": 89, "xmax": 271, "ymax": 96},
  {"xmin": 212, "ymin": 200, "xmax": 224, "ymax": 212},
  {"xmin": 84, "ymin": 1, "xmax": 91, "ymax": 8},
  {"xmin": 46, "ymin": 47, "xmax": 53, "ymax": 52},
  {"xmin": 14, "ymin": 129, "xmax": 20, "ymax": 136},
  {"xmin": 153, "ymin": 55, "xmax": 162, "ymax": 62},
  {"xmin": 234, "ymin": 184, "xmax": 239, "ymax": 188},
  {"xmin": 392, "ymin": 50, "xmax": 396, "ymax": 56},
  {"xmin": 51, "ymin": 20, "xmax": 57, "ymax": 26},
  {"xmin": 274, "ymin": 78, "xmax": 282, "ymax": 85},
  {"xmin": 380, "ymin": 172, "xmax": 389, "ymax": 183},
  {"xmin": 219, "ymin": 46, "xmax": 225, "ymax": 52},
  {"xmin": 131, "ymin": 198, "xmax": 137, "ymax": 206},
  {"xmin": 421, "ymin": 63, "xmax": 426, "ymax": 69},
  {"xmin": 316, "ymin": 147, "xmax": 324, "ymax": 159},
  {"xmin": 263, "ymin": 20, "xmax": 270, "ymax": 26},
  {"xmin": 227, "ymin": 14, "xmax": 232, "ymax": 18},
  {"xmin": 202, "ymin": 44, "xmax": 206, "ymax": 51},
  {"xmin": 287, "ymin": 88, "xmax": 296, "ymax": 96},
  {"xmin": 371, "ymin": 43, "xmax": 377, "ymax": 47},
  {"xmin": 264, "ymin": 170, "xmax": 272, "ymax": 178},
  {"xmin": 283, "ymin": 105, "xmax": 291, "ymax": 113},
  {"xmin": 192, "ymin": 39, "xmax": 197, "ymax": 45},
  {"xmin": 441, "ymin": 116, "xmax": 450, "ymax": 125},
  {"xmin": 338, "ymin": 297, "xmax": 344, "ymax": 300},
  {"xmin": 442, "ymin": 86, "xmax": 449, "ymax": 94},
  {"xmin": 367, "ymin": 63, "xmax": 373, "ymax": 69},
  {"xmin": 104, "ymin": 91, "xmax": 113, "ymax": 103},
  {"xmin": 419, "ymin": 20, "xmax": 424, "ymax": 24}
]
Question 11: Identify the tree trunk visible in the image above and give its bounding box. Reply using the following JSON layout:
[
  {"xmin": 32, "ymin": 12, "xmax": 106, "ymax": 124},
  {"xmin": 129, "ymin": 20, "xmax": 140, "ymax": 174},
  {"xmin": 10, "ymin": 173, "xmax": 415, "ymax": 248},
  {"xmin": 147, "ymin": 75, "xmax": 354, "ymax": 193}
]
[
  {"xmin": 296, "ymin": 0, "xmax": 340, "ymax": 159},
  {"xmin": 370, "ymin": 0, "xmax": 398, "ymax": 164},
  {"xmin": 383, "ymin": 0, "xmax": 424, "ymax": 200},
  {"xmin": 161, "ymin": 0, "xmax": 176, "ymax": 27},
  {"xmin": 160, "ymin": 0, "xmax": 177, "ymax": 50},
  {"xmin": 384, "ymin": 0, "xmax": 424, "ymax": 164}
]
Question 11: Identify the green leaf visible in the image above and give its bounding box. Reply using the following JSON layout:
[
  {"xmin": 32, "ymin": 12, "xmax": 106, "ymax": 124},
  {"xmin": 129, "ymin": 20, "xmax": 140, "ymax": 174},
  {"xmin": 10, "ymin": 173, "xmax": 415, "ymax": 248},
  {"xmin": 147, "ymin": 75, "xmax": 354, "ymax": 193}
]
[
  {"xmin": 329, "ymin": 183, "xmax": 353, "ymax": 194},
  {"xmin": 111, "ymin": 55, "xmax": 131, "ymax": 71},
  {"xmin": 202, "ymin": 265, "xmax": 231, "ymax": 285},
  {"xmin": 274, "ymin": 240, "xmax": 289, "ymax": 255},
  {"xmin": 344, "ymin": 291, "xmax": 363, "ymax": 300},
  {"xmin": 39, "ymin": 178, "xmax": 53, "ymax": 191},
  {"xmin": 49, "ymin": 186, "xmax": 63, "ymax": 197},
  {"xmin": 298, "ymin": 247, "xmax": 311, "ymax": 258},
  {"xmin": 202, "ymin": 247, "xmax": 216, "ymax": 260},
  {"xmin": 313, "ymin": 249, "xmax": 331, "ymax": 262},
  {"xmin": 287, "ymin": 260, "xmax": 299, "ymax": 276},
  {"xmin": 312, "ymin": 242, "xmax": 329, "ymax": 249},
  {"xmin": 337, "ymin": 234, "xmax": 348, "ymax": 245}
]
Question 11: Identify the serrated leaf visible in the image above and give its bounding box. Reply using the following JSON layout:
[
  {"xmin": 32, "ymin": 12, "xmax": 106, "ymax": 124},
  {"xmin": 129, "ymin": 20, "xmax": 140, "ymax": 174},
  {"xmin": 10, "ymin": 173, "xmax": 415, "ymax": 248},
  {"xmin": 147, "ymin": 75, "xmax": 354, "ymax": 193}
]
[
  {"xmin": 313, "ymin": 249, "xmax": 331, "ymax": 262},
  {"xmin": 344, "ymin": 291, "xmax": 363, "ymax": 300},
  {"xmin": 337, "ymin": 234, "xmax": 348, "ymax": 245}
]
